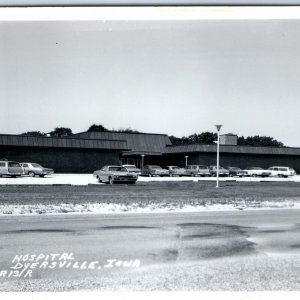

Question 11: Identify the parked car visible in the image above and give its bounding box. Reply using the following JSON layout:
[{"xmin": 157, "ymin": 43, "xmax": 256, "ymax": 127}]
[
  {"xmin": 209, "ymin": 166, "xmax": 229, "ymax": 177},
  {"xmin": 165, "ymin": 166, "xmax": 186, "ymax": 177},
  {"xmin": 186, "ymin": 165, "xmax": 211, "ymax": 177},
  {"xmin": 268, "ymin": 166, "xmax": 296, "ymax": 178},
  {"xmin": 122, "ymin": 164, "xmax": 141, "ymax": 175},
  {"xmin": 243, "ymin": 167, "xmax": 271, "ymax": 177},
  {"xmin": 226, "ymin": 167, "xmax": 248, "ymax": 177},
  {"xmin": 93, "ymin": 165, "xmax": 138, "ymax": 184},
  {"xmin": 20, "ymin": 162, "xmax": 54, "ymax": 177},
  {"xmin": 141, "ymin": 165, "xmax": 169, "ymax": 177},
  {"xmin": 0, "ymin": 160, "xmax": 23, "ymax": 177}
]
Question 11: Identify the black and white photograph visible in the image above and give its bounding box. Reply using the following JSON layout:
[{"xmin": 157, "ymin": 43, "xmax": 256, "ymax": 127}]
[{"xmin": 1, "ymin": 5, "xmax": 300, "ymax": 293}]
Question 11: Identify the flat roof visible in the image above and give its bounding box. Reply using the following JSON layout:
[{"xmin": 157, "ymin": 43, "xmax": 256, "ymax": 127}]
[
  {"xmin": 164, "ymin": 144, "xmax": 300, "ymax": 156},
  {"xmin": 0, "ymin": 134, "xmax": 130, "ymax": 150}
]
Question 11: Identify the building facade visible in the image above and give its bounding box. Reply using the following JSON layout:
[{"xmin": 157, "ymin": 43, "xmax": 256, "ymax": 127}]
[{"xmin": 1, "ymin": 132, "xmax": 300, "ymax": 173}]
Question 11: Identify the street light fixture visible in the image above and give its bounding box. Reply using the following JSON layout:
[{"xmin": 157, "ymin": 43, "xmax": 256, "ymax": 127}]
[
  {"xmin": 215, "ymin": 125, "xmax": 223, "ymax": 188},
  {"xmin": 184, "ymin": 156, "xmax": 189, "ymax": 168},
  {"xmin": 141, "ymin": 154, "xmax": 145, "ymax": 169}
]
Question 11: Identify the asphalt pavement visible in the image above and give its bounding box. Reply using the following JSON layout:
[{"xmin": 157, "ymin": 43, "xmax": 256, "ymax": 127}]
[{"xmin": 0, "ymin": 209, "xmax": 300, "ymax": 291}]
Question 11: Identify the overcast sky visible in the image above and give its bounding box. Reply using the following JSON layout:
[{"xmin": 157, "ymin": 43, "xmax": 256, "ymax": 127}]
[{"xmin": 1, "ymin": 19, "xmax": 300, "ymax": 146}]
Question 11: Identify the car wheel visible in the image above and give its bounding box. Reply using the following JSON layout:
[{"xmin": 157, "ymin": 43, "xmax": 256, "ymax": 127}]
[
  {"xmin": 28, "ymin": 171, "xmax": 35, "ymax": 177},
  {"xmin": 97, "ymin": 176, "xmax": 102, "ymax": 183},
  {"xmin": 109, "ymin": 177, "xmax": 114, "ymax": 185},
  {"xmin": 149, "ymin": 173, "xmax": 153, "ymax": 177}
]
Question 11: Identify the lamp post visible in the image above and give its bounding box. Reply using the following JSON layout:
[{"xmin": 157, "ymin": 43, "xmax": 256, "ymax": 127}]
[
  {"xmin": 215, "ymin": 125, "xmax": 222, "ymax": 188},
  {"xmin": 141, "ymin": 154, "xmax": 145, "ymax": 169},
  {"xmin": 184, "ymin": 156, "xmax": 189, "ymax": 168}
]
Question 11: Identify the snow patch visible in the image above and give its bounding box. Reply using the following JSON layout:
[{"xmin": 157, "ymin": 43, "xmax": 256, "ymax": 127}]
[{"xmin": 1, "ymin": 200, "xmax": 300, "ymax": 216}]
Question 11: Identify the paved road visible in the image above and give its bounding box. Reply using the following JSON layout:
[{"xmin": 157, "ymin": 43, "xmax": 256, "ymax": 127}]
[{"xmin": 0, "ymin": 209, "xmax": 300, "ymax": 291}]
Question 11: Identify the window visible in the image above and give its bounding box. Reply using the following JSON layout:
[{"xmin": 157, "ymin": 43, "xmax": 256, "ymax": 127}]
[
  {"xmin": 109, "ymin": 167, "xmax": 126, "ymax": 172},
  {"xmin": 279, "ymin": 168, "xmax": 287, "ymax": 171},
  {"xmin": 31, "ymin": 163, "xmax": 42, "ymax": 168},
  {"xmin": 0, "ymin": 163, "xmax": 5, "ymax": 167},
  {"xmin": 8, "ymin": 162, "xmax": 20, "ymax": 167}
]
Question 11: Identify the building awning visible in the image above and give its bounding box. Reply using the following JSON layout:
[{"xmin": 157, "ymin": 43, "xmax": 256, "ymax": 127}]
[{"xmin": 121, "ymin": 151, "xmax": 163, "ymax": 157}]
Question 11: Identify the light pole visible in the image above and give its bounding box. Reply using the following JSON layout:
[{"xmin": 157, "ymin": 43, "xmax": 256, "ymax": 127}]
[
  {"xmin": 184, "ymin": 156, "xmax": 189, "ymax": 168},
  {"xmin": 215, "ymin": 125, "xmax": 222, "ymax": 188},
  {"xmin": 141, "ymin": 154, "xmax": 145, "ymax": 169}
]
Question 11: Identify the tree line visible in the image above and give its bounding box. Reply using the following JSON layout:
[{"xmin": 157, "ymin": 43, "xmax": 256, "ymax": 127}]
[
  {"xmin": 21, "ymin": 125, "xmax": 285, "ymax": 147},
  {"xmin": 21, "ymin": 124, "xmax": 141, "ymax": 138},
  {"xmin": 169, "ymin": 132, "xmax": 284, "ymax": 147}
]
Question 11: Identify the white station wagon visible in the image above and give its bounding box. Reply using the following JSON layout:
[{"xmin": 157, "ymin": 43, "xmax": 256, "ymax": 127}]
[
  {"xmin": 0, "ymin": 160, "xmax": 23, "ymax": 177},
  {"xmin": 268, "ymin": 166, "xmax": 296, "ymax": 178}
]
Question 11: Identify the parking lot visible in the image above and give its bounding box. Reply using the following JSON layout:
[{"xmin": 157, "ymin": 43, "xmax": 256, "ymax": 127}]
[{"xmin": 0, "ymin": 173, "xmax": 300, "ymax": 186}]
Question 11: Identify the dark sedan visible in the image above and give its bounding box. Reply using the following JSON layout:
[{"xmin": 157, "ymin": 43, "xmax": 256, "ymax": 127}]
[
  {"xmin": 93, "ymin": 165, "xmax": 138, "ymax": 184},
  {"xmin": 209, "ymin": 166, "xmax": 229, "ymax": 177},
  {"xmin": 226, "ymin": 166, "xmax": 248, "ymax": 177},
  {"xmin": 141, "ymin": 165, "xmax": 169, "ymax": 177}
]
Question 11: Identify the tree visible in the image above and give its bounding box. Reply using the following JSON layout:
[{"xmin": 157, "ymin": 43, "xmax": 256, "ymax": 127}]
[
  {"xmin": 87, "ymin": 124, "xmax": 109, "ymax": 132},
  {"xmin": 237, "ymin": 135, "xmax": 284, "ymax": 147},
  {"xmin": 187, "ymin": 132, "xmax": 217, "ymax": 144},
  {"xmin": 169, "ymin": 135, "xmax": 185, "ymax": 145},
  {"xmin": 169, "ymin": 132, "xmax": 217, "ymax": 145},
  {"xmin": 169, "ymin": 132, "xmax": 285, "ymax": 147},
  {"xmin": 115, "ymin": 127, "xmax": 141, "ymax": 133},
  {"xmin": 49, "ymin": 127, "xmax": 73, "ymax": 137},
  {"xmin": 21, "ymin": 131, "xmax": 47, "ymax": 136}
]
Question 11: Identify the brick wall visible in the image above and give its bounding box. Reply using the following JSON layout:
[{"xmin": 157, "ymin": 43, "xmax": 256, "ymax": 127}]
[{"xmin": 0, "ymin": 146, "xmax": 121, "ymax": 173}]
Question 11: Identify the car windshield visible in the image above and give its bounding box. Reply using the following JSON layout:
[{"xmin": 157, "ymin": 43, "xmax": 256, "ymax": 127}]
[
  {"xmin": 150, "ymin": 166, "xmax": 162, "ymax": 169},
  {"xmin": 198, "ymin": 166, "xmax": 208, "ymax": 169},
  {"xmin": 31, "ymin": 163, "xmax": 42, "ymax": 168},
  {"xmin": 125, "ymin": 166, "xmax": 136, "ymax": 169},
  {"xmin": 109, "ymin": 167, "xmax": 127, "ymax": 172},
  {"xmin": 230, "ymin": 167, "xmax": 241, "ymax": 170}
]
